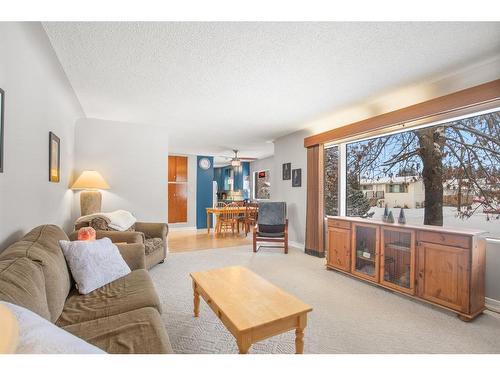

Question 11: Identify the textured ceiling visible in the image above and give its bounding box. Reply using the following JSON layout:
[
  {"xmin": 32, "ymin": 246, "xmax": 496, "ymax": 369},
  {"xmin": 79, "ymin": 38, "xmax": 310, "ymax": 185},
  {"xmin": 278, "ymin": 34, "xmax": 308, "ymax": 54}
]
[{"xmin": 43, "ymin": 22, "xmax": 500, "ymax": 158}]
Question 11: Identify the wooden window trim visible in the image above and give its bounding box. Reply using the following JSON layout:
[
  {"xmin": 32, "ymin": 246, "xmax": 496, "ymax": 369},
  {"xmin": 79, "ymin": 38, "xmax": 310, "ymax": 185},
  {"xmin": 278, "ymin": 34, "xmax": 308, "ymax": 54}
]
[{"xmin": 304, "ymin": 79, "xmax": 500, "ymax": 148}]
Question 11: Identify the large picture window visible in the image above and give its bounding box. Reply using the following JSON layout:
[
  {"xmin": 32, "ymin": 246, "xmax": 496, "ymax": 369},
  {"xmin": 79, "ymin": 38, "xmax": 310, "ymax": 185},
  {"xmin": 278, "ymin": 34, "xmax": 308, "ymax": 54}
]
[{"xmin": 324, "ymin": 109, "xmax": 500, "ymax": 239}]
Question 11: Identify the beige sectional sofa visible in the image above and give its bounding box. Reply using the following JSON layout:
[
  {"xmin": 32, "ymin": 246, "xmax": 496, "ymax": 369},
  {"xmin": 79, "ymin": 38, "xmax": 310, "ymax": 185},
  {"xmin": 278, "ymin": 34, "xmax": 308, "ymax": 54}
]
[{"xmin": 0, "ymin": 224, "xmax": 172, "ymax": 354}]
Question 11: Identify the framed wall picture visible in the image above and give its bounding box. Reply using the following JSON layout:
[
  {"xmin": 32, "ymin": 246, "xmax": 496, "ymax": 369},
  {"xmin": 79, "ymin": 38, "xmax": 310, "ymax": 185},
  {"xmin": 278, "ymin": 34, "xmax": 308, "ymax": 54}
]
[
  {"xmin": 0, "ymin": 88, "xmax": 4, "ymax": 173},
  {"xmin": 292, "ymin": 168, "xmax": 301, "ymax": 187},
  {"xmin": 282, "ymin": 162, "xmax": 291, "ymax": 180},
  {"xmin": 49, "ymin": 132, "xmax": 60, "ymax": 182}
]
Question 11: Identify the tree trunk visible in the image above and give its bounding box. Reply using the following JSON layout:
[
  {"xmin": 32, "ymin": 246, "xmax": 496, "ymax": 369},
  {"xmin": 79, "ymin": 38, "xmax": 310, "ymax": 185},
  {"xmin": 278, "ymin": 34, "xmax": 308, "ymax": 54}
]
[
  {"xmin": 457, "ymin": 180, "xmax": 462, "ymax": 211},
  {"xmin": 417, "ymin": 127, "xmax": 445, "ymax": 226}
]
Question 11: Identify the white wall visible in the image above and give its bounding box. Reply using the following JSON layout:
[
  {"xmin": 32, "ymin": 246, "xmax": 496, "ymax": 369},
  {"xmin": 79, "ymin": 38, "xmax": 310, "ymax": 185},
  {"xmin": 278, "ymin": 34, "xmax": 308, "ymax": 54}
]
[
  {"xmin": 168, "ymin": 154, "xmax": 197, "ymax": 229},
  {"xmin": 74, "ymin": 118, "xmax": 168, "ymax": 223},
  {"xmin": 249, "ymin": 131, "xmax": 309, "ymax": 246},
  {"xmin": 272, "ymin": 130, "xmax": 309, "ymax": 246},
  {"xmin": 0, "ymin": 22, "xmax": 84, "ymax": 249}
]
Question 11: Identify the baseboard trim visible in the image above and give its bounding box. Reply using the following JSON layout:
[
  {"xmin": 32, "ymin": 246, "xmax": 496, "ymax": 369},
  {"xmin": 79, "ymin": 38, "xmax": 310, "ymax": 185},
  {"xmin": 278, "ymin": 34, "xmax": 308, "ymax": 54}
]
[
  {"xmin": 289, "ymin": 241, "xmax": 305, "ymax": 250},
  {"xmin": 485, "ymin": 297, "xmax": 500, "ymax": 313}
]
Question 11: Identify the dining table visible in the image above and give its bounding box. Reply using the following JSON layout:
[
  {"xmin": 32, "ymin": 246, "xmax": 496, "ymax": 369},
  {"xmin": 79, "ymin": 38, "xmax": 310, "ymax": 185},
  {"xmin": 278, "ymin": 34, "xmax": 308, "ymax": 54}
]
[{"xmin": 205, "ymin": 206, "xmax": 257, "ymax": 235}]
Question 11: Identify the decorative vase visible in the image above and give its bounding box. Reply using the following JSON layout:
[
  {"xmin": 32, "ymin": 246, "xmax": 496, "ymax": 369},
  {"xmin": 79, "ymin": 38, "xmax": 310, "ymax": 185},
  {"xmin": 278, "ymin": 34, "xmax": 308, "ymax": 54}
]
[
  {"xmin": 387, "ymin": 210, "xmax": 395, "ymax": 224},
  {"xmin": 398, "ymin": 208, "xmax": 406, "ymax": 224},
  {"xmin": 382, "ymin": 204, "xmax": 389, "ymax": 222},
  {"xmin": 78, "ymin": 227, "xmax": 96, "ymax": 241}
]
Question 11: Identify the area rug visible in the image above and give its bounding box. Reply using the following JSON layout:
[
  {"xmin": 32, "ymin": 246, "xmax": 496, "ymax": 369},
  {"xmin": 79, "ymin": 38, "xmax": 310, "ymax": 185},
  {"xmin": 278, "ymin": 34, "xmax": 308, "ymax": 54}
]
[{"xmin": 149, "ymin": 245, "xmax": 500, "ymax": 354}]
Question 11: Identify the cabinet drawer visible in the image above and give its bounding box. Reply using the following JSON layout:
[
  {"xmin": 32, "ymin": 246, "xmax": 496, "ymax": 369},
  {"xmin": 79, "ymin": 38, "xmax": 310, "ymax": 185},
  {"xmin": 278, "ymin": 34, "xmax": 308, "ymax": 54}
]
[
  {"xmin": 417, "ymin": 231, "xmax": 470, "ymax": 249},
  {"xmin": 328, "ymin": 219, "xmax": 351, "ymax": 230}
]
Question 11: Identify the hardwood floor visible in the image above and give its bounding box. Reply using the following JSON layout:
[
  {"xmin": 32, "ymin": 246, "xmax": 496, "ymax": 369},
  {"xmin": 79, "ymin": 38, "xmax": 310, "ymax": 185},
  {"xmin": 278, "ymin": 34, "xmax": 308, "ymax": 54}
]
[{"xmin": 168, "ymin": 229, "xmax": 251, "ymax": 253}]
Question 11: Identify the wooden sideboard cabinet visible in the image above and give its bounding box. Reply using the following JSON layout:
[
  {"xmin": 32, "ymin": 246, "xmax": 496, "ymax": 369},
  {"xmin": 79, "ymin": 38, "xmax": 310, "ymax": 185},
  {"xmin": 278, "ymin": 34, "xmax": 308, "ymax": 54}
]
[{"xmin": 326, "ymin": 216, "xmax": 486, "ymax": 321}]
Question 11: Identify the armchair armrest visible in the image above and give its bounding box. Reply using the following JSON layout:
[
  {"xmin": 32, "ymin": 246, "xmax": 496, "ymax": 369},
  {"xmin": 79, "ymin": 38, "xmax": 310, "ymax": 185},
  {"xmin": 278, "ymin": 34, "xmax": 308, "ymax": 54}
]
[
  {"xmin": 134, "ymin": 222, "xmax": 168, "ymax": 240},
  {"xmin": 95, "ymin": 230, "xmax": 144, "ymax": 243},
  {"xmin": 116, "ymin": 243, "xmax": 146, "ymax": 270},
  {"xmin": 68, "ymin": 230, "xmax": 144, "ymax": 244}
]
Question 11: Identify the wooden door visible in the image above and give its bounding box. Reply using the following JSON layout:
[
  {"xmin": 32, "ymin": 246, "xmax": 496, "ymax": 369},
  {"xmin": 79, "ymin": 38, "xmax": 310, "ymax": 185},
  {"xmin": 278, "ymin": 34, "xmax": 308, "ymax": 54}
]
[
  {"xmin": 351, "ymin": 223, "xmax": 379, "ymax": 282},
  {"xmin": 168, "ymin": 183, "xmax": 187, "ymax": 223},
  {"xmin": 168, "ymin": 155, "xmax": 188, "ymax": 223},
  {"xmin": 416, "ymin": 241, "xmax": 470, "ymax": 313},
  {"xmin": 168, "ymin": 156, "xmax": 177, "ymax": 182},
  {"xmin": 175, "ymin": 156, "xmax": 188, "ymax": 182},
  {"xmin": 168, "ymin": 155, "xmax": 188, "ymax": 182},
  {"xmin": 380, "ymin": 227, "xmax": 415, "ymax": 295},
  {"xmin": 327, "ymin": 227, "xmax": 351, "ymax": 272}
]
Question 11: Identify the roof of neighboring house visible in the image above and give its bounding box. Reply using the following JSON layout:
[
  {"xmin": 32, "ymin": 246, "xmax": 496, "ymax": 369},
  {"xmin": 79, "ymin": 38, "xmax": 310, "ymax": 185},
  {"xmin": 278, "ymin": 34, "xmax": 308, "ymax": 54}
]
[{"xmin": 360, "ymin": 176, "xmax": 421, "ymax": 185}]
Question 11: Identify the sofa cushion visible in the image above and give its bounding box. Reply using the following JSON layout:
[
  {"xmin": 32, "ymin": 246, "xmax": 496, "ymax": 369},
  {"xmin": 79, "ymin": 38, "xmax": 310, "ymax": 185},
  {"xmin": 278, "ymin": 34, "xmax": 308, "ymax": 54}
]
[
  {"xmin": 56, "ymin": 269, "xmax": 162, "ymax": 326},
  {"xmin": 0, "ymin": 225, "xmax": 72, "ymax": 323},
  {"xmin": 62, "ymin": 307, "xmax": 173, "ymax": 354},
  {"xmin": 1, "ymin": 302, "xmax": 105, "ymax": 354},
  {"xmin": 0, "ymin": 257, "xmax": 51, "ymax": 321}
]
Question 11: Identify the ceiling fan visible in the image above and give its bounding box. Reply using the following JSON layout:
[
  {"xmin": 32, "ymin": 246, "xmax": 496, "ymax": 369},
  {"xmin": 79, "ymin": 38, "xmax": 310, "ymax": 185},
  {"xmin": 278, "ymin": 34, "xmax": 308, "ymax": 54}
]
[{"xmin": 224, "ymin": 150, "xmax": 257, "ymax": 167}]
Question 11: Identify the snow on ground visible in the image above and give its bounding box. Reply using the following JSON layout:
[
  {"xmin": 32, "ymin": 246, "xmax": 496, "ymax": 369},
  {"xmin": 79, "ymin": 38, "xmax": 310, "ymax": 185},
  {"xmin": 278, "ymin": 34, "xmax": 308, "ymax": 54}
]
[{"xmin": 365, "ymin": 205, "xmax": 500, "ymax": 238}]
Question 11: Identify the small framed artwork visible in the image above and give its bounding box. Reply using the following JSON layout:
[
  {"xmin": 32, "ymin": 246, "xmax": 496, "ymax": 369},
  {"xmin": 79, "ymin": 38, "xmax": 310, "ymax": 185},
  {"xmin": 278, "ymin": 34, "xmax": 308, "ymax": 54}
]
[
  {"xmin": 49, "ymin": 132, "xmax": 60, "ymax": 182},
  {"xmin": 292, "ymin": 168, "xmax": 301, "ymax": 187},
  {"xmin": 0, "ymin": 88, "xmax": 4, "ymax": 173},
  {"xmin": 282, "ymin": 162, "xmax": 291, "ymax": 180}
]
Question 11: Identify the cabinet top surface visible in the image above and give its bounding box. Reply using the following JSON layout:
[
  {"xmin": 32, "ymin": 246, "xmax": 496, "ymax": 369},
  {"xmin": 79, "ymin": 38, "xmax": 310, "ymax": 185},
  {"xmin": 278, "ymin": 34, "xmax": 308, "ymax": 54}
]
[{"xmin": 326, "ymin": 215, "xmax": 487, "ymax": 236}]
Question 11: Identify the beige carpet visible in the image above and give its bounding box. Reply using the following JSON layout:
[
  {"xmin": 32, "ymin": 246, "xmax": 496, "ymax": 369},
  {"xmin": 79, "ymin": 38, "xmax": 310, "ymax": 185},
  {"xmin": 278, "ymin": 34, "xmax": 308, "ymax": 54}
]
[{"xmin": 149, "ymin": 245, "xmax": 500, "ymax": 354}]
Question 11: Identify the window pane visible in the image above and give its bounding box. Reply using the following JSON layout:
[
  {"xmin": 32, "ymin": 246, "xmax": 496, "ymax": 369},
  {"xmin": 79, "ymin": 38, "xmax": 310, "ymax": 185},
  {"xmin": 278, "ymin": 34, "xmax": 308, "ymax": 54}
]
[
  {"xmin": 346, "ymin": 110, "xmax": 500, "ymax": 238},
  {"xmin": 324, "ymin": 146, "xmax": 339, "ymax": 216},
  {"xmin": 254, "ymin": 170, "xmax": 270, "ymax": 199}
]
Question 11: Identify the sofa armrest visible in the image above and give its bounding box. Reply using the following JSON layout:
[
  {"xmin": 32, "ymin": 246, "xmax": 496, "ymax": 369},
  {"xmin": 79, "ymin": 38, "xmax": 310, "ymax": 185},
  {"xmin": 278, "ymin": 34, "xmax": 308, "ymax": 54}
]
[
  {"xmin": 116, "ymin": 243, "xmax": 146, "ymax": 270},
  {"xmin": 134, "ymin": 222, "xmax": 168, "ymax": 240}
]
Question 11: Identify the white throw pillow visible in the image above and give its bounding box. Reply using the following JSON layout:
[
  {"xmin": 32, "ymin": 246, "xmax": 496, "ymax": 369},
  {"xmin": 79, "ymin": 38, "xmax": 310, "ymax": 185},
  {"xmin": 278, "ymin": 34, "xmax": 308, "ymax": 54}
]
[
  {"xmin": 59, "ymin": 237, "xmax": 131, "ymax": 294},
  {"xmin": 0, "ymin": 301, "xmax": 105, "ymax": 354}
]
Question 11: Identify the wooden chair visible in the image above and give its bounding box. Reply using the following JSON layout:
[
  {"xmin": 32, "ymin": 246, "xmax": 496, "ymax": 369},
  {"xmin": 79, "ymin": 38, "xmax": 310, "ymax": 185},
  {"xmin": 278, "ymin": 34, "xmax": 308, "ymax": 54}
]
[
  {"xmin": 253, "ymin": 202, "xmax": 288, "ymax": 254},
  {"xmin": 218, "ymin": 207, "xmax": 240, "ymax": 236},
  {"xmin": 239, "ymin": 202, "xmax": 258, "ymax": 236}
]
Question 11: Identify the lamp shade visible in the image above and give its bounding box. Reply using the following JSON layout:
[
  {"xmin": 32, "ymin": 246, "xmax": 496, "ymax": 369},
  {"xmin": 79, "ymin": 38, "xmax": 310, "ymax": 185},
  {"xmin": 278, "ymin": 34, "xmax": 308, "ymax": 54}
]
[
  {"xmin": 71, "ymin": 170, "xmax": 110, "ymax": 190},
  {"xmin": 0, "ymin": 304, "xmax": 19, "ymax": 353}
]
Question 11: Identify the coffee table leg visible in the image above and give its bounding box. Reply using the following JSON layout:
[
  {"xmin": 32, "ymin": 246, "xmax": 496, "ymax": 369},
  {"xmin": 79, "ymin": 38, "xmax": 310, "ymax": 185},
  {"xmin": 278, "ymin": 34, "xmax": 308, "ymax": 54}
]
[
  {"xmin": 237, "ymin": 335, "xmax": 252, "ymax": 354},
  {"xmin": 193, "ymin": 280, "xmax": 200, "ymax": 317},
  {"xmin": 295, "ymin": 314, "xmax": 306, "ymax": 354}
]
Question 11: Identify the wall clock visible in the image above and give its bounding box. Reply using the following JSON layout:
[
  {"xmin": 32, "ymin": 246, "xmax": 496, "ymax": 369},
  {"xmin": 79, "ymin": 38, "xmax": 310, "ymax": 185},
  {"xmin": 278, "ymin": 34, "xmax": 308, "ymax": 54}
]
[{"xmin": 199, "ymin": 157, "xmax": 211, "ymax": 170}]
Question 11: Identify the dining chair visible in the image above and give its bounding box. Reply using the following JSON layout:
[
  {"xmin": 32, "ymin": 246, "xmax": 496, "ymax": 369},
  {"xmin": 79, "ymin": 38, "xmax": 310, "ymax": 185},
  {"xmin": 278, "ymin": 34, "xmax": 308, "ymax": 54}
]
[
  {"xmin": 239, "ymin": 202, "xmax": 258, "ymax": 235},
  {"xmin": 218, "ymin": 207, "xmax": 239, "ymax": 236}
]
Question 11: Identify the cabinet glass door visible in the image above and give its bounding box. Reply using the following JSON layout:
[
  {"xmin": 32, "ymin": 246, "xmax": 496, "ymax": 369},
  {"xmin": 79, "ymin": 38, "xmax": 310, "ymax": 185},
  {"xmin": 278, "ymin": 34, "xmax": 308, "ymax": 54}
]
[
  {"xmin": 352, "ymin": 224, "xmax": 379, "ymax": 281},
  {"xmin": 381, "ymin": 228, "xmax": 415, "ymax": 294}
]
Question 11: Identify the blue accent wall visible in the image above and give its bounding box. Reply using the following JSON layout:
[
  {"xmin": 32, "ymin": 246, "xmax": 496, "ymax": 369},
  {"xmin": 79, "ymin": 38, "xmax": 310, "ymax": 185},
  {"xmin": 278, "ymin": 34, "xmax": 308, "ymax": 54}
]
[
  {"xmin": 213, "ymin": 162, "xmax": 250, "ymax": 194},
  {"xmin": 196, "ymin": 156, "xmax": 214, "ymax": 229}
]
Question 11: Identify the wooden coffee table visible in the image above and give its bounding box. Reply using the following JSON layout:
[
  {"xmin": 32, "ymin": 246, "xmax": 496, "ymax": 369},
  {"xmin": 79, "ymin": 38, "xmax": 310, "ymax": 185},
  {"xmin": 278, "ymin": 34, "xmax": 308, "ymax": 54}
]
[{"xmin": 190, "ymin": 266, "xmax": 312, "ymax": 354}]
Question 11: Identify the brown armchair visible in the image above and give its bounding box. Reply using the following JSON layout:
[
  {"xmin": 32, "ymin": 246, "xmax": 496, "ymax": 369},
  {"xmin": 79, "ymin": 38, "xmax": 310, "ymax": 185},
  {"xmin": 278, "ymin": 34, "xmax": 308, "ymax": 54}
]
[{"xmin": 71, "ymin": 221, "xmax": 168, "ymax": 270}]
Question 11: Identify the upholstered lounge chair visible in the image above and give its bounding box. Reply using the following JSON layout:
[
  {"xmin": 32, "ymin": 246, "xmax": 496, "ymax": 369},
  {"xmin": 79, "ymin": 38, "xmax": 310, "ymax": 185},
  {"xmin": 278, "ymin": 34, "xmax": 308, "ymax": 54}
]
[
  {"xmin": 252, "ymin": 201, "xmax": 288, "ymax": 254},
  {"xmin": 72, "ymin": 220, "xmax": 168, "ymax": 270}
]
